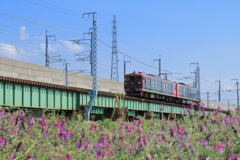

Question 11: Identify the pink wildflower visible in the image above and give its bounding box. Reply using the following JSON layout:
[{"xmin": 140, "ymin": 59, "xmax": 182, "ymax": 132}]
[
  {"xmin": 217, "ymin": 106, "xmax": 222, "ymax": 112},
  {"xmin": 90, "ymin": 124, "xmax": 96, "ymax": 131},
  {"xmin": 60, "ymin": 126, "xmax": 65, "ymax": 135},
  {"xmin": 85, "ymin": 140, "xmax": 92, "ymax": 151},
  {"xmin": 0, "ymin": 137, "xmax": 7, "ymax": 146},
  {"xmin": 7, "ymin": 153, "xmax": 14, "ymax": 160},
  {"xmin": 199, "ymin": 124, "xmax": 205, "ymax": 132},
  {"xmin": 125, "ymin": 124, "xmax": 131, "ymax": 129},
  {"xmin": 10, "ymin": 119, "xmax": 15, "ymax": 125},
  {"xmin": 226, "ymin": 141, "xmax": 230, "ymax": 148},
  {"xmin": 200, "ymin": 106, "xmax": 204, "ymax": 112},
  {"xmin": 233, "ymin": 154, "xmax": 238, "ymax": 160},
  {"xmin": 28, "ymin": 132, "xmax": 34, "ymax": 138},
  {"xmin": 0, "ymin": 109, "xmax": 4, "ymax": 114},
  {"xmin": 54, "ymin": 119, "xmax": 61, "ymax": 128},
  {"xmin": 64, "ymin": 152, "xmax": 71, "ymax": 160},
  {"xmin": 133, "ymin": 120, "xmax": 137, "ymax": 126},
  {"xmin": 146, "ymin": 155, "xmax": 153, "ymax": 160},
  {"xmin": 137, "ymin": 119, "xmax": 143, "ymax": 127},
  {"xmin": 161, "ymin": 135, "xmax": 166, "ymax": 141},
  {"xmin": 177, "ymin": 122, "xmax": 183, "ymax": 135},
  {"xmin": 26, "ymin": 118, "xmax": 35, "ymax": 127},
  {"xmin": 44, "ymin": 146, "xmax": 49, "ymax": 151},
  {"xmin": 65, "ymin": 130, "xmax": 72, "ymax": 139},
  {"xmin": 104, "ymin": 149, "xmax": 114, "ymax": 157},
  {"xmin": 188, "ymin": 103, "xmax": 193, "ymax": 109},
  {"xmin": 8, "ymin": 114, "xmax": 13, "ymax": 119},
  {"xmin": 40, "ymin": 123, "xmax": 44, "ymax": 133},
  {"xmin": 213, "ymin": 111, "xmax": 218, "ymax": 116},
  {"xmin": 169, "ymin": 124, "xmax": 176, "ymax": 137},
  {"xmin": 216, "ymin": 143, "xmax": 223, "ymax": 152},
  {"xmin": 128, "ymin": 128, "xmax": 134, "ymax": 133}
]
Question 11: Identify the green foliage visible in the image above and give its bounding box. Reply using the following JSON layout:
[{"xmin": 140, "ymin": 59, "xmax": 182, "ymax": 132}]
[{"xmin": 0, "ymin": 108, "xmax": 239, "ymax": 159}]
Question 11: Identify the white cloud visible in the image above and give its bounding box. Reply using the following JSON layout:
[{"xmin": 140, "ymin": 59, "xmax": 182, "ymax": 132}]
[
  {"xmin": 34, "ymin": 35, "xmax": 45, "ymax": 39},
  {"xmin": 224, "ymin": 85, "xmax": 234, "ymax": 90},
  {"xmin": 0, "ymin": 43, "xmax": 39, "ymax": 59},
  {"xmin": 19, "ymin": 26, "xmax": 29, "ymax": 40},
  {"xmin": 60, "ymin": 40, "xmax": 84, "ymax": 51},
  {"xmin": 0, "ymin": 43, "xmax": 17, "ymax": 58},
  {"xmin": 40, "ymin": 43, "xmax": 57, "ymax": 52}
]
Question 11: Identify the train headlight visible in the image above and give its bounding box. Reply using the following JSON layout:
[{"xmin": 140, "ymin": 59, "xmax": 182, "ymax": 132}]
[{"xmin": 138, "ymin": 82, "xmax": 141, "ymax": 84}]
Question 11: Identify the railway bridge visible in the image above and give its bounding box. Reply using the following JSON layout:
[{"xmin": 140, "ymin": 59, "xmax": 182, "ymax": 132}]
[{"xmin": 0, "ymin": 57, "xmax": 234, "ymax": 119}]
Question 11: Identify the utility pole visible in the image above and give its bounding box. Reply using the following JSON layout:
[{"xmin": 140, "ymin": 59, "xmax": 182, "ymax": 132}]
[
  {"xmin": 124, "ymin": 57, "xmax": 131, "ymax": 75},
  {"xmin": 202, "ymin": 92, "xmax": 210, "ymax": 108},
  {"xmin": 45, "ymin": 30, "xmax": 59, "ymax": 67},
  {"xmin": 153, "ymin": 55, "xmax": 161, "ymax": 78},
  {"xmin": 207, "ymin": 92, "xmax": 209, "ymax": 108},
  {"xmin": 215, "ymin": 79, "xmax": 221, "ymax": 102},
  {"xmin": 82, "ymin": 12, "xmax": 98, "ymax": 121},
  {"xmin": 111, "ymin": 15, "xmax": 119, "ymax": 81},
  {"xmin": 232, "ymin": 78, "xmax": 239, "ymax": 108},
  {"xmin": 63, "ymin": 63, "xmax": 70, "ymax": 87},
  {"xmin": 228, "ymin": 99, "xmax": 230, "ymax": 110}
]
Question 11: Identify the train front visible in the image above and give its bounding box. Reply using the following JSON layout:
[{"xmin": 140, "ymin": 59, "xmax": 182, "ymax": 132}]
[{"xmin": 124, "ymin": 72, "xmax": 146, "ymax": 97}]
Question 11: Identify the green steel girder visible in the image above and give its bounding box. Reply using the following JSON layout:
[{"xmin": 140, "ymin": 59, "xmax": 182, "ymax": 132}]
[{"xmin": 0, "ymin": 81, "xmax": 190, "ymax": 115}]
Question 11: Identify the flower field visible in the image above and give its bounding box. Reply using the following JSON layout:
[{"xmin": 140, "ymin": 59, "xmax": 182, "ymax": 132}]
[{"xmin": 0, "ymin": 104, "xmax": 240, "ymax": 160}]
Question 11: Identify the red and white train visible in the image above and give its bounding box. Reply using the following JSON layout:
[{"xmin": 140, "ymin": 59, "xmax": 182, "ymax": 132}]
[{"xmin": 124, "ymin": 72, "xmax": 199, "ymax": 104}]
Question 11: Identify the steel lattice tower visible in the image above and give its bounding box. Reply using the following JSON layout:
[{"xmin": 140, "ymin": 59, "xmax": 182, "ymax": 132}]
[
  {"xmin": 82, "ymin": 12, "xmax": 98, "ymax": 121},
  {"xmin": 111, "ymin": 15, "xmax": 118, "ymax": 81},
  {"xmin": 191, "ymin": 63, "xmax": 200, "ymax": 100}
]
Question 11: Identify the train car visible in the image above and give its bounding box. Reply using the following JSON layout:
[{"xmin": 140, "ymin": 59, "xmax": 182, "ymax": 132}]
[{"xmin": 124, "ymin": 72, "xmax": 199, "ymax": 104}]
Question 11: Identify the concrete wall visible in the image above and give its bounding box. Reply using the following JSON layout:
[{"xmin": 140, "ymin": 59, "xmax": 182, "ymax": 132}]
[
  {"xmin": 201, "ymin": 99, "xmax": 236, "ymax": 111},
  {"xmin": 0, "ymin": 57, "xmax": 124, "ymax": 94}
]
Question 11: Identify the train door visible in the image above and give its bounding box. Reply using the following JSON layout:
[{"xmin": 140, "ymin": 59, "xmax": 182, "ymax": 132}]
[{"xmin": 146, "ymin": 77, "xmax": 151, "ymax": 90}]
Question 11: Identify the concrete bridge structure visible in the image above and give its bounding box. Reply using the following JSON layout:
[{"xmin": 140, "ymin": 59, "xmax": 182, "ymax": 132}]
[{"xmin": 0, "ymin": 57, "xmax": 235, "ymax": 117}]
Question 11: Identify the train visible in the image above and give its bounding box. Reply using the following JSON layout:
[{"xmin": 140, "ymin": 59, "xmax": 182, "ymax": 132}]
[{"xmin": 124, "ymin": 72, "xmax": 200, "ymax": 104}]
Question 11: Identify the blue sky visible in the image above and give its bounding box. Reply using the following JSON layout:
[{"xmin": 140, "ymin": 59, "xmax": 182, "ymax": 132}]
[{"xmin": 0, "ymin": 0, "xmax": 240, "ymax": 105}]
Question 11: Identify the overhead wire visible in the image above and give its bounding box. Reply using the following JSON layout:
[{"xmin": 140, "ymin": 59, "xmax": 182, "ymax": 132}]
[
  {"xmin": 0, "ymin": 12, "xmax": 83, "ymax": 34},
  {"xmin": 0, "ymin": 12, "xmax": 184, "ymax": 75},
  {"xmin": 98, "ymin": 39, "xmax": 182, "ymax": 74},
  {"xmin": 0, "ymin": 21, "xmax": 87, "ymax": 60},
  {"xmin": 14, "ymin": 0, "xmax": 223, "ymax": 82},
  {"xmin": 0, "ymin": 3, "xmax": 223, "ymax": 85},
  {"xmin": 24, "ymin": 0, "xmax": 81, "ymax": 18}
]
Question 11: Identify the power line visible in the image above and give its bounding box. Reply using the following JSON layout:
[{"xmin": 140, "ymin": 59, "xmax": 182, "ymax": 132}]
[
  {"xmin": 18, "ymin": 0, "xmax": 228, "ymax": 82},
  {"xmin": 19, "ymin": 0, "xmax": 197, "ymax": 67},
  {"xmin": 0, "ymin": 12, "xmax": 83, "ymax": 33},
  {"xmin": 38, "ymin": 0, "xmax": 82, "ymax": 16},
  {"xmin": 0, "ymin": 10, "xmax": 223, "ymax": 86},
  {"xmin": 200, "ymin": 77, "xmax": 216, "ymax": 85},
  {"xmin": 98, "ymin": 39, "xmax": 182, "ymax": 75},
  {"xmin": 24, "ymin": 0, "xmax": 81, "ymax": 18}
]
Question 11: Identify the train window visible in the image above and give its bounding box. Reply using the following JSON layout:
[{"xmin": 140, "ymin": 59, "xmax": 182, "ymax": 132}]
[
  {"xmin": 124, "ymin": 77, "xmax": 129, "ymax": 81},
  {"xmin": 136, "ymin": 76, "xmax": 144, "ymax": 81},
  {"xmin": 156, "ymin": 81, "xmax": 158, "ymax": 87},
  {"xmin": 184, "ymin": 88, "xmax": 187, "ymax": 94},
  {"xmin": 152, "ymin": 81, "xmax": 155, "ymax": 87}
]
